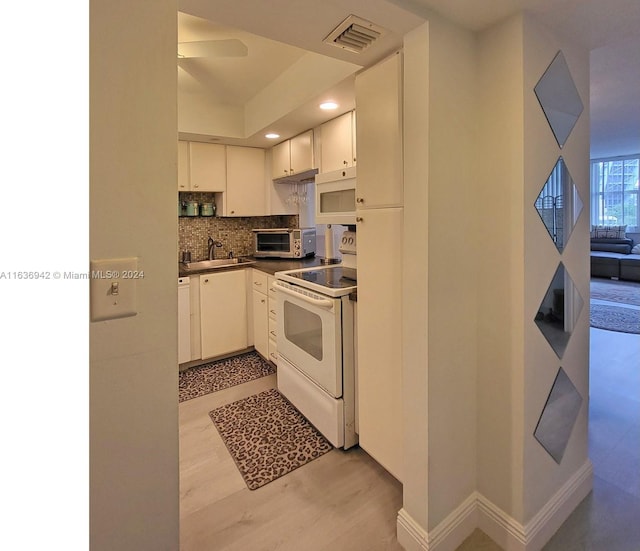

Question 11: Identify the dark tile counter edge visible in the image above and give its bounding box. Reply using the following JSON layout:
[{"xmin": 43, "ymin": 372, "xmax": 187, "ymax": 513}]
[{"xmin": 179, "ymin": 256, "xmax": 325, "ymax": 278}]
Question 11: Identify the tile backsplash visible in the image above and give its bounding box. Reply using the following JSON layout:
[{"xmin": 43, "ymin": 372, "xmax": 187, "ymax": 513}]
[{"xmin": 179, "ymin": 193, "xmax": 298, "ymax": 261}]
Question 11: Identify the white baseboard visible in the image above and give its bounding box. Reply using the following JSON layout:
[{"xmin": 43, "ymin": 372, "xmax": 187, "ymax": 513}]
[
  {"xmin": 397, "ymin": 494, "xmax": 477, "ymax": 551},
  {"xmin": 397, "ymin": 460, "xmax": 593, "ymax": 551}
]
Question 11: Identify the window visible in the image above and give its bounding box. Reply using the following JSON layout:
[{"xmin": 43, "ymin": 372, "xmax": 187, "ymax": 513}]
[{"xmin": 590, "ymin": 155, "xmax": 639, "ymax": 231}]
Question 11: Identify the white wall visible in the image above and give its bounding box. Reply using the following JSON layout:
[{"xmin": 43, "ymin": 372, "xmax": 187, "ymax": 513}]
[
  {"xmin": 476, "ymin": 13, "xmax": 527, "ymax": 518},
  {"xmin": 400, "ymin": 11, "xmax": 479, "ymax": 539},
  {"xmin": 400, "ymin": 10, "xmax": 591, "ymax": 551},
  {"xmin": 400, "ymin": 20, "xmax": 431, "ymax": 533},
  {"xmin": 425, "ymin": 14, "xmax": 479, "ymax": 529},
  {"xmin": 90, "ymin": 1, "xmax": 179, "ymax": 550},
  {"xmin": 522, "ymin": 13, "xmax": 591, "ymax": 526},
  {"xmin": 474, "ymin": 11, "xmax": 592, "ymax": 547}
]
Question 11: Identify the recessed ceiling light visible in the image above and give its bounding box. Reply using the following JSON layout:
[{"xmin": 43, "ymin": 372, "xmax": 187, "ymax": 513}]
[
  {"xmin": 320, "ymin": 101, "xmax": 338, "ymax": 110},
  {"xmin": 265, "ymin": 133, "xmax": 280, "ymax": 139}
]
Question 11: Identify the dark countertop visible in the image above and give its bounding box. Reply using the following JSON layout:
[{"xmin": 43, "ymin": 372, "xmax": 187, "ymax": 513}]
[
  {"xmin": 179, "ymin": 255, "xmax": 325, "ymax": 278},
  {"xmin": 251, "ymin": 256, "xmax": 325, "ymax": 275}
]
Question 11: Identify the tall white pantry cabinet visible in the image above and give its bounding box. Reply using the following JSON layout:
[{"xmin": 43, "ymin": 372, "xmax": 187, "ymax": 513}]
[{"xmin": 355, "ymin": 51, "xmax": 404, "ymax": 482}]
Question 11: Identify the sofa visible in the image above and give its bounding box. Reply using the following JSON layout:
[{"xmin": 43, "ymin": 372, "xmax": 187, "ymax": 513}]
[{"xmin": 590, "ymin": 237, "xmax": 640, "ymax": 281}]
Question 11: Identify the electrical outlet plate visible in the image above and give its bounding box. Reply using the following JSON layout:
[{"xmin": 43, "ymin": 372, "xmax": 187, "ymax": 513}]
[{"xmin": 90, "ymin": 257, "xmax": 138, "ymax": 322}]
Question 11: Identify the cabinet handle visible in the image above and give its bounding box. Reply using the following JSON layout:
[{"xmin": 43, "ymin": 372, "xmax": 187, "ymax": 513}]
[
  {"xmin": 356, "ymin": 217, "xmax": 363, "ymax": 223},
  {"xmin": 343, "ymin": 160, "xmax": 348, "ymax": 165},
  {"xmin": 270, "ymin": 309, "xmax": 276, "ymax": 315},
  {"xmin": 356, "ymin": 197, "xmax": 364, "ymax": 203},
  {"xmin": 270, "ymin": 330, "xmax": 277, "ymax": 337},
  {"xmin": 261, "ymin": 299, "xmax": 266, "ymax": 304},
  {"xmin": 270, "ymin": 353, "xmax": 278, "ymax": 360},
  {"xmin": 254, "ymin": 281, "xmax": 262, "ymax": 286},
  {"xmin": 203, "ymin": 278, "xmax": 209, "ymax": 283}
]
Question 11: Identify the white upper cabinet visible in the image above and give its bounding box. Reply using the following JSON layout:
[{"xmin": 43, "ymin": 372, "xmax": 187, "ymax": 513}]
[
  {"xmin": 222, "ymin": 146, "xmax": 266, "ymax": 217},
  {"xmin": 355, "ymin": 52, "xmax": 403, "ymax": 209},
  {"xmin": 188, "ymin": 142, "xmax": 226, "ymax": 192},
  {"xmin": 289, "ymin": 131, "xmax": 314, "ymax": 175},
  {"xmin": 178, "ymin": 141, "xmax": 190, "ymax": 191},
  {"xmin": 272, "ymin": 140, "xmax": 292, "ymax": 180},
  {"xmin": 320, "ymin": 111, "xmax": 356, "ymax": 173},
  {"xmin": 271, "ymin": 130, "xmax": 315, "ymax": 179}
]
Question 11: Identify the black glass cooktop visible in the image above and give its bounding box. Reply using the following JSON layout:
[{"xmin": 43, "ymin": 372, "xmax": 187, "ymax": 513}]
[{"xmin": 288, "ymin": 266, "xmax": 357, "ymax": 289}]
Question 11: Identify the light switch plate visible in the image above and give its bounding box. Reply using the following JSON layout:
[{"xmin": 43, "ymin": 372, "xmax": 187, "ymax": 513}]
[{"xmin": 90, "ymin": 257, "xmax": 138, "ymax": 322}]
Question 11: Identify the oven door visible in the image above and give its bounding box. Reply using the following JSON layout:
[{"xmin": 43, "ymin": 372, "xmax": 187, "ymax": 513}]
[{"xmin": 275, "ymin": 283, "xmax": 343, "ymax": 398}]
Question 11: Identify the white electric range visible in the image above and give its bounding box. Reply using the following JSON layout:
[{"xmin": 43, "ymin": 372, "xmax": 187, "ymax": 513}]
[{"xmin": 273, "ymin": 230, "xmax": 357, "ymax": 449}]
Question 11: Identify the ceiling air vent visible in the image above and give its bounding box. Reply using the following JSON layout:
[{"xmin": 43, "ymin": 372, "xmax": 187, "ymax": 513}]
[{"xmin": 323, "ymin": 15, "xmax": 386, "ymax": 54}]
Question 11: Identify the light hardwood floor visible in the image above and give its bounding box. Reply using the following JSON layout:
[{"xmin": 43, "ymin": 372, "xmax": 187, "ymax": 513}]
[
  {"xmin": 179, "ymin": 373, "xmax": 404, "ymax": 551},
  {"xmin": 180, "ymin": 304, "xmax": 639, "ymax": 550}
]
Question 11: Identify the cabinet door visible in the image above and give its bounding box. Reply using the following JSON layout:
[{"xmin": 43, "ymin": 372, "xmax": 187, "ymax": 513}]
[
  {"xmin": 224, "ymin": 146, "xmax": 266, "ymax": 216},
  {"xmin": 351, "ymin": 110, "xmax": 357, "ymax": 167},
  {"xmin": 189, "ymin": 142, "xmax": 226, "ymax": 192},
  {"xmin": 178, "ymin": 278, "xmax": 191, "ymax": 364},
  {"xmin": 289, "ymin": 130, "xmax": 314, "ymax": 175},
  {"xmin": 320, "ymin": 112, "xmax": 354, "ymax": 173},
  {"xmin": 252, "ymin": 289, "xmax": 269, "ymax": 358},
  {"xmin": 178, "ymin": 141, "xmax": 190, "ymax": 191},
  {"xmin": 355, "ymin": 52, "xmax": 403, "ymax": 208},
  {"xmin": 271, "ymin": 140, "xmax": 291, "ymax": 179},
  {"xmin": 356, "ymin": 207, "xmax": 403, "ymax": 481},
  {"xmin": 200, "ymin": 270, "xmax": 248, "ymax": 359}
]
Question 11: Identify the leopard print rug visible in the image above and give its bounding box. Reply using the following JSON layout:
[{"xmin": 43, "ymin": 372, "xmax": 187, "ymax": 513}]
[
  {"xmin": 179, "ymin": 351, "xmax": 276, "ymax": 402},
  {"xmin": 209, "ymin": 388, "xmax": 333, "ymax": 490}
]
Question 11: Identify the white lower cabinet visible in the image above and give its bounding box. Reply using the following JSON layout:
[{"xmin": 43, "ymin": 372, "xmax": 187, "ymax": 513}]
[
  {"xmin": 200, "ymin": 270, "xmax": 248, "ymax": 359},
  {"xmin": 252, "ymin": 288, "xmax": 269, "ymax": 358},
  {"xmin": 178, "ymin": 278, "xmax": 191, "ymax": 364},
  {"xmin": 267, "ymin": 275, "xmax": 278, "ymax": 364},
  {"xmin": 251, "ymin": 269, "xmax": 278, "ymax": 363}
]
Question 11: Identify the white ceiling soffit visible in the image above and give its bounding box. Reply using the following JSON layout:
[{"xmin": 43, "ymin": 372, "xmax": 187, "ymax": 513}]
[
  {"xmin": 178, "ymin": 0, "xmax": 426, "ymax": 67},
  {"xmin": 380, "ymin": 0, "xmax": 640, "ymax": 158},
  {"xmin": 177, "ymin": 0, "xmax": 639, "ymax": 156},
  {"xmin": 177, "ymin": 10, "xmax": 361, "ymax": 148},
  {"xmin": 384, "ymin": 0, "xmax": 640, "ymax": 50}
]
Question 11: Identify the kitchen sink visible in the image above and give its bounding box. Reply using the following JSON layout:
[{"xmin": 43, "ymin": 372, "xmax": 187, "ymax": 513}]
[{"xmin": 181, "ymin": 258, "xmax": 256, "ymax": 271}]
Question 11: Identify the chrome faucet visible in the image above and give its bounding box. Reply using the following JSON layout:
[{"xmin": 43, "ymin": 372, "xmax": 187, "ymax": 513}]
[{"xmin": 207, "ymin": 236, "xmax": 223, "ymax": 260}]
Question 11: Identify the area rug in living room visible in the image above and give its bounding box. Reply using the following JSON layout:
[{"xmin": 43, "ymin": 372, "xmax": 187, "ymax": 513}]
[
  {"xmin": 209, "ymin": 388, "xmax": 333, "ymax": 490},
  {"xmin": 590, "ymin": 278, "xmax": 640, "ymax": 306},
  {"xmin": 179, "ymin": 351, "xmax": 275, "ymax": 402},
  {"xmin": 590, "ymin": 303, "xmax": 640, "ymax": 334}
]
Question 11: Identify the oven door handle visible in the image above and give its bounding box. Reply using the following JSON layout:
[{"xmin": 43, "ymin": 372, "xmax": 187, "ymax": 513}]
[{"xmin": 274, "ymin": 283, "xmax": 335, "ymax": 310}]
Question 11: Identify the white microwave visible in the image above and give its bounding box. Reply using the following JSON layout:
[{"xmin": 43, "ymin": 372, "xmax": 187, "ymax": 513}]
[
  {"xmin": 252, "ymin": 228, "xmax": 316, "ymax": 258},
  {"xmin": 315, "ymin": 166, "xmax": 356, "ymax": 225}
]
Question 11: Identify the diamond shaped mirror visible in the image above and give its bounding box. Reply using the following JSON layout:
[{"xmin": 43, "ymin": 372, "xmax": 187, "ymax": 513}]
[
  {"xmin": 534, "ymin": 367, "xmax": 583, "ymax": 463},
  {"xmin": 534, "ymin": 263, "xmax": 583, "ymax": 359},
  {"xmin": 534, "ymin": 51, "xmax": 583, "ymax": 148},
  {"xmin": 535, "ymin": 157, "xmax": 583, "ymax": 252}
]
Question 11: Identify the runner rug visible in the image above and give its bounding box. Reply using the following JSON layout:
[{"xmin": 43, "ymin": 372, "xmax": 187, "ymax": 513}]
[
  {"xmin": 179, "ymin": 351, "xmax": 275, "ymax": 402},
  {"xmin": 209, "ymin": 388, "xmax": 333, "ymax": 490}
]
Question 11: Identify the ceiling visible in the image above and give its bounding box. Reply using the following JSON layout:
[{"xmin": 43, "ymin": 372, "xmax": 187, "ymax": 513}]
[{"xmin": 178, "ymin": 0, "xmax": 639, "ymax": 158}]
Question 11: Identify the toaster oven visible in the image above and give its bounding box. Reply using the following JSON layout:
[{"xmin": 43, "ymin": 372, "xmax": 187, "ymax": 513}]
[{"xmin": 252, "ymin": 228, "xmax": 316, "ymax": 259}]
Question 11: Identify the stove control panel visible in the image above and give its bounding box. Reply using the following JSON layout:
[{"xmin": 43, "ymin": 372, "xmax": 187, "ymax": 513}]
[{"xmin": 339, "ymin": 230, "xmax": 357, "ymax": 256}]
